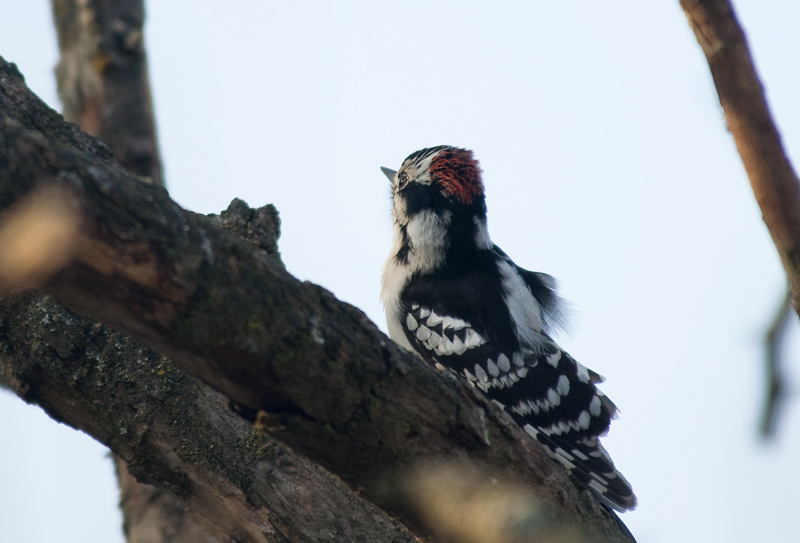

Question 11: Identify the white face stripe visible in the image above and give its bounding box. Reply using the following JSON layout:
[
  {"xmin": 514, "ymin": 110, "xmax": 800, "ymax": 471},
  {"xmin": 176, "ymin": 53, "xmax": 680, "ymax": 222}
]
[{"xmin": 397, "ymin": 149, "xmax": 441, "ymax": 188}]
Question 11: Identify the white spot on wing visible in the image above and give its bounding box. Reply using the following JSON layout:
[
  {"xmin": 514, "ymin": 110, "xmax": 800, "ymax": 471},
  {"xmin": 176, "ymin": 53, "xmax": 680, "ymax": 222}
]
[
  {"xmin": 554, "ymin": 448, "xmax": 575, "ymax": 469},
  {"xmin": 589, "ymin": 395, "xmax": 602, "ymax": 416},
  {"xmin": 511, "ymin": 401, "xmax": 530, "ymax": 416},
  {"xmin": 474, "ymin": 364, "xmax": 488, "ymax": 382},
  {"xmin": 546, "ymin": 351, "xmax": 562, "ymax": 367},
  {"xmin": 416, "ymin": 325, "xmax": 431, "ymax": 341},
  {"xmin": 557, "ymin": 375, "xmax": 570, "ymax": 396},
  {"xmin": 588, "ymin": 479, "xmax": 608, "ymax": 495},
  {"xmin": 486, "ymin": 359, "xmax": 499, "ymax": 377},
  {"xmin": 464, "ymin": 328, "xmax": 486, "ymax": 348},
  {"xmin": 513, "ymin": 352, "xmax": 525, "ymax": 367},
  {"xmin": 406, "ymin": 314, "xmax": 418, "ymax": 331},
  {"xmin": 426, "ymin": 331, "xmax": 442, "ymax": 348},
  {"xmin": 537, "ymin": 399, "xmax": 551, "ymax": 414},
  {"xmin": 439, "ymin": 335, "xmax": 454, "ymax": 355},
  {"xmin": 497, "ymin": 353, "xmax": 511, "ymax": 372},
  {"xmin": 576, "ymin": 362, "xmax": 591, "ymax": 383},
  {"xmin": 572, "ymin": 448, "xmax": 589, "ymax": 461},
  {"xmin": 426, "ymin": 311, "xmax": 443, "ymax": 328},
  {"xmin": 452, "ymin": 335, "xmax": 467, "ymax": 355},
  {"xmin": 577, "ymin": 410, "xmax": 591, "ymax": 430},
  {"xmin": 418, "ymin": 308, "xmax": 430, "ymax": 319},
  {"xmin": 442, "ymin": 316, "xmax": 468, "ymax": 331}
]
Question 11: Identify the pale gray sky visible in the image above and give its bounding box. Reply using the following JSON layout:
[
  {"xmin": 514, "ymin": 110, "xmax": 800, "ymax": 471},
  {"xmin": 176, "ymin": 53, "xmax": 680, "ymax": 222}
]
[{"xmin": 1, "ymin": 2, "xmax": 800, "ymax": 542}]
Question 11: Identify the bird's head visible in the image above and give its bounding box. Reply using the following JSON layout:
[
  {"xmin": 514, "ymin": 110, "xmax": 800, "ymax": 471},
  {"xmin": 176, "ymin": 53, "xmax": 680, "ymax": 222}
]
[
  {"xmin": 381, "ymin": 146, "xmax": 486, "ymax": 227},
  {"xmin": 381, "ymin": 146, "xmax": 492, "ymax": 269}
]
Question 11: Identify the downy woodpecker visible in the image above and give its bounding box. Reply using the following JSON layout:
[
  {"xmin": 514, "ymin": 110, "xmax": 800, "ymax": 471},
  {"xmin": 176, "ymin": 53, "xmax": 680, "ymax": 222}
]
[{"xmin": 380, "ymin": 146, "xmax": 636, "ymax": 511}]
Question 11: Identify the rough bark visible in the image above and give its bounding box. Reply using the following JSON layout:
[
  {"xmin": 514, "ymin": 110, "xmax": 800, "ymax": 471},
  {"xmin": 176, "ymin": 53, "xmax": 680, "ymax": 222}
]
[
  {"xmin": 680, "ymin": 0, "xmax": 800, "ymax": 316},
  {"xmin": 0, "ymin": 283, "xmax": 415, "ymax": 543},
  {"xmin": 51, "ymin": 0, "xmax": 162, "ymax": 186},
  {"xmin": 48, "ymin": 1, "xmax": 203, "ymax": 540},
  {"xmin": 0, "ymin": 56, "xmax": 633, "ymax": 543}
]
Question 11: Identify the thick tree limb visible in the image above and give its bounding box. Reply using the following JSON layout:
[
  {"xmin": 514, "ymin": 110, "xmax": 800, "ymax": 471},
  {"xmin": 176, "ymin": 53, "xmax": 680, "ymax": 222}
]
[
  {"xmin": 680, "ymin": 0, "xmax": 800, "ymax": 316},
  {"xmin": 0, "ymin": 56, "xmax": 632, "ymax": 542},
  {"xmin": 0, "ymin": 289, "xmax": 414, "ymax": 543}
]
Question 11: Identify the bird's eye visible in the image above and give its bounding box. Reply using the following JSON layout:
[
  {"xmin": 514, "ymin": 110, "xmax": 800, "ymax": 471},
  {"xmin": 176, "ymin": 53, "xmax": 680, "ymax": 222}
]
[{"xmin": 397, "ymin": 172, "xmax": 409, "ymax": 190}]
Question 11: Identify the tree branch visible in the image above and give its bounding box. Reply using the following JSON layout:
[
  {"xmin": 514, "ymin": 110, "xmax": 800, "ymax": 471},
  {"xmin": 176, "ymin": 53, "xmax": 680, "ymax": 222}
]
[
  {"xmin": 0, "ymin": 56, "xmax": 632, "ymax": 542},
  {"xmin": 680, "ymin": 0, "xmax": 800, "ymax": 317},
  {"xmin": 0, "ymin": 289, "xmax": 414, "ymax": 543},
  {"xmin": 760, "ymin": 288, "xmax": 792, "ymax": 438},
  {"xmin": 51, "ymin": 0, "xmax": 163, "ymax": 186}
]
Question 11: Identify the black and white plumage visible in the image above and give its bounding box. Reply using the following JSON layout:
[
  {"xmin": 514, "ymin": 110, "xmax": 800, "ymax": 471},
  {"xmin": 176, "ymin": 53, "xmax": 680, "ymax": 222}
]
[{"xmin": 380, "ymin": 146, "xmax": 636, "ymax": 512}]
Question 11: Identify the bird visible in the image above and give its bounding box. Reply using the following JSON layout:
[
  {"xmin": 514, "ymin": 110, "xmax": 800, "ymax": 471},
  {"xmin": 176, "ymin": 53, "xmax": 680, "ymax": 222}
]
[{"xmin": 379, "ymin": 145, "xmax": 636, "ymax": 512}]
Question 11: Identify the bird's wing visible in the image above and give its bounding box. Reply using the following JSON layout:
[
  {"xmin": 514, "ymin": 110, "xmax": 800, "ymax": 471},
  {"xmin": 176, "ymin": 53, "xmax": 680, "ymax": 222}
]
[{"xmin": 399, "ymin": 299, "xmax": 636, "ymax": 512}]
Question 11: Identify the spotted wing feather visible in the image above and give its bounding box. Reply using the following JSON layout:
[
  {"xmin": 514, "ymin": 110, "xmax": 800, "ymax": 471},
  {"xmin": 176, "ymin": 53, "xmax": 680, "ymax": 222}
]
[{"xmin": 401, "ymin": 303, "xmax": 636, "ymax": 511}]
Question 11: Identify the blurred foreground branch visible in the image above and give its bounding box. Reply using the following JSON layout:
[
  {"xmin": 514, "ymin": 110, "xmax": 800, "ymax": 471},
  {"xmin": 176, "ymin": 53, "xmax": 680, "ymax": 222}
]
[
  {"xmin": 0, "ymin": 56, "xmax": 632, "ymax": 543},
  {"xmin": 760, "ymin": 290, "xmax": 792, "ymax": 438}
]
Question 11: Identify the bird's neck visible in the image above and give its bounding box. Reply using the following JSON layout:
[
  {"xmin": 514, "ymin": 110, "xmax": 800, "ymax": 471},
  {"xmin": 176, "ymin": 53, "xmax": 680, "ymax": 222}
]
[{"xmin": 396, "ymin": 209, "xmax": 492, "ymax": 276}]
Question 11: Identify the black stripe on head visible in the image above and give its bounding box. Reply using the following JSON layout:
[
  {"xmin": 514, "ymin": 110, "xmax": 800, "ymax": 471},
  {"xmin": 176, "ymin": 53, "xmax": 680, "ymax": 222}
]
[{"xmin": 402, "ymin": 145, "xmax": 451, "ymax": 167}]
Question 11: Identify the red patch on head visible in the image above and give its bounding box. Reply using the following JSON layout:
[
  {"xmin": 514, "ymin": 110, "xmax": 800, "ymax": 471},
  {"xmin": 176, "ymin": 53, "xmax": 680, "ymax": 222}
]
[{"xmin": 429, "ymin": 148, "xmax": 484, "ymax": 204}]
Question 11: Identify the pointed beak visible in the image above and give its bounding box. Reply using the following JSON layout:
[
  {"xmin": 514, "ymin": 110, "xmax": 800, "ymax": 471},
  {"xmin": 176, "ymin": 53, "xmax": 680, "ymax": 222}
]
[{"xmin": 380, "ymin": 167, "xmax": 397, "ymax": 183}]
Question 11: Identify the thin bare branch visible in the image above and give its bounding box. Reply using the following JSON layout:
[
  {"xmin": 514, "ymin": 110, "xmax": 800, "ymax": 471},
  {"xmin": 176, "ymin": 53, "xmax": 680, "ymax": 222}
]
[
  {"xmin": 760, "ymin": 289, "xmax": 793, "ymax": 438},
  {"xmin": 680, "ymin": 0, "xmax": 800, "ymax": 317}
]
